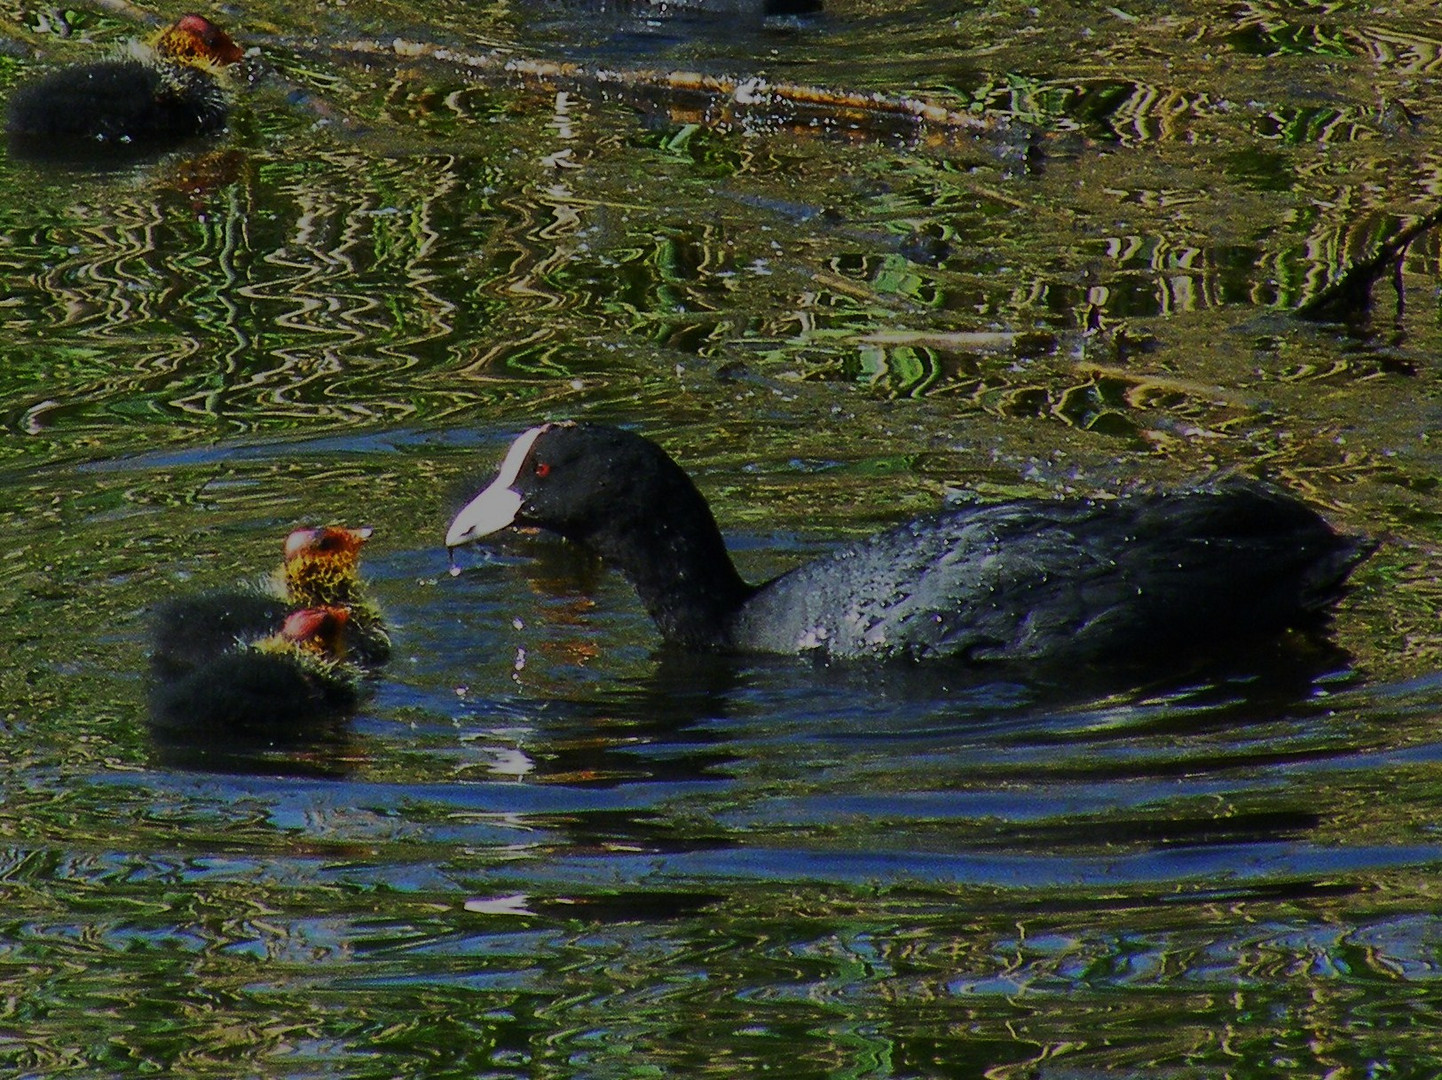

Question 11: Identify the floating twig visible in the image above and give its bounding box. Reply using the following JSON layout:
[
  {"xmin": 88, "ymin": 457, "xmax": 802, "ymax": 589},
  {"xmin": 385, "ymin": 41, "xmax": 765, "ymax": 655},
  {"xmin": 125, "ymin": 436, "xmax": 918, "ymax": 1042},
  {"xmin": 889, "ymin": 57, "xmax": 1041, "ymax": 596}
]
[{"xmin": 336, "ymin": 35, "xmax": 1011, "ymax": 143}]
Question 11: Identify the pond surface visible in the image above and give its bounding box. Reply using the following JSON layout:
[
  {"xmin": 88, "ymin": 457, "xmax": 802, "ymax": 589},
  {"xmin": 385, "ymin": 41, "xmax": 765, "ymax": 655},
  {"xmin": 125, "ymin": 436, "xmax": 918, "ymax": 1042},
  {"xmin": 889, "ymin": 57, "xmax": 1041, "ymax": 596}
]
[{"xmin": 3, "ymin": 0, "xmax": 1442, "ymax": 1074}]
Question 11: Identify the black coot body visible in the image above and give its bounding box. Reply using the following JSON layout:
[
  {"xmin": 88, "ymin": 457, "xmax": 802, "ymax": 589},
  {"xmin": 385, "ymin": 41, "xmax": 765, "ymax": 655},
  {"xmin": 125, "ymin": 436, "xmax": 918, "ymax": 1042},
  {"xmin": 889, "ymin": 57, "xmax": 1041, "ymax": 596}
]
[
  {"xmin": 149, "ymin": 590, "xmax": 289, "ymax": 679},
  {"xmin": 5, "ymin": 14, "xmax": 243, "ymax": 144},
  {"xmin": 148, "ymin": 607, "xmax": 360, "ymax": 740},
  {"xmin": 6, "ymin": 61, "xmax": 228, "ymax": 141},
  {"xmin": 445, "ymin": 422, "xmax": 1374, "ymax": 667},
  {"xmin": 148, "ymin": 647, "xmax": 358, "ymax": 740}
]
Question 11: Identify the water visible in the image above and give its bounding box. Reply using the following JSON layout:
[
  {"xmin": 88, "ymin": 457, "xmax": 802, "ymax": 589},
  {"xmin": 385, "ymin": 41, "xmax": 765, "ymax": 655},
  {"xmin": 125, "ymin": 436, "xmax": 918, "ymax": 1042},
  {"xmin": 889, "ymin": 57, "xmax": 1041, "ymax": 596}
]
[{"xmin": 3, "ymin": 0, "xmax": 1442, "ymax": 1074}]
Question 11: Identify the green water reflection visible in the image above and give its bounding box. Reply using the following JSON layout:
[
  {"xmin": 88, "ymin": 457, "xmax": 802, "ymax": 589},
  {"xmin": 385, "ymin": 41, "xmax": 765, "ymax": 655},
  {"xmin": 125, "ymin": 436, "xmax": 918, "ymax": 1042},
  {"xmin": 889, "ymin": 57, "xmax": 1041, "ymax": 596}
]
[{"xmin": 3, "ymin": 0, "xmax": 1442, "ymax": 1074}]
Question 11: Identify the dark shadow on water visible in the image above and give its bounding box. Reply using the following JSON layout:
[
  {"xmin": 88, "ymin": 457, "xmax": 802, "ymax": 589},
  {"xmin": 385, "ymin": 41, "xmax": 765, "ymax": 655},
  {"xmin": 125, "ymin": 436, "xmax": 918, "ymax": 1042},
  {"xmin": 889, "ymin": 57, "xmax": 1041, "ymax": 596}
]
[
  {"xmin": 146, "ymin": 715, "xmax": 365, "ymax": 779},
  {"xmin": 146, "ymin": 660, "xmax": 368, "ymax": 779},
  {"xmin": 6, "ymin": 132, "xmax": 217, "ymax": 172},
  {"xmin": 477, "ymin": 649, "xmax": 748, "ymax": 788},
  {"xmin": 515, "ymin": 0, "xmax": 824, "ymax": 56},
  {"xmin": 643, "ymin": 629, "xmax": 1361, "ymax": 733}
]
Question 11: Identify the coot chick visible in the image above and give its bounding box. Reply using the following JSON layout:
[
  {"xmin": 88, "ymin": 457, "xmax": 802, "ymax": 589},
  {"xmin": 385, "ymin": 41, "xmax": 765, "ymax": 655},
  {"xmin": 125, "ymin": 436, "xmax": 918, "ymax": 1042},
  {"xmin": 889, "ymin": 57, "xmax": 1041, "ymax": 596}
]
[
  {"xmin": 149, "ymin": 606, "xmax": 362, "ymax": 740},
  {"xmin": 279, "ymin": 525, "xmax": 391, "ymax": 666},
  {"xmin": 6, "ymin": 14, "xmax": 244, "ymax": 144},
  {"xmin": 445, "ymin": 422, "xmax": 1374, "ymax": 667},
  {"xmin": 150, "ymin": 524, "xmax": 390, "ymax": 676},
  {"xmin": 149, "ymin": 588, "xmax": 289, "ymax": 680}
]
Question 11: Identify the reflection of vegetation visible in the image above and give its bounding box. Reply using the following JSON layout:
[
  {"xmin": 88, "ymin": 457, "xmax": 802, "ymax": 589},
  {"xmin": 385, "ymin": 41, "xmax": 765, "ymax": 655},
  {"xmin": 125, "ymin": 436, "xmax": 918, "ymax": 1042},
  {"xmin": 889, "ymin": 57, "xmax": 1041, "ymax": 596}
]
[
  {"xmin": 636, "ymin": 123, "xmax": 749, "ymax": 178},
  {"xmin": 1256, "ymin": 105, "xmax": 1364, "ymax": 145},
  {"xmin": 1224, "ymin": 148, "xmax": 1298, "ymax": 193},
  {"xmin": 4, "ymin": 0, "xmax": 1442, "ymax": 1073},
  {"xmin": 1227, "ymin": 20, "xmax": 1356, "ymax": 58}
]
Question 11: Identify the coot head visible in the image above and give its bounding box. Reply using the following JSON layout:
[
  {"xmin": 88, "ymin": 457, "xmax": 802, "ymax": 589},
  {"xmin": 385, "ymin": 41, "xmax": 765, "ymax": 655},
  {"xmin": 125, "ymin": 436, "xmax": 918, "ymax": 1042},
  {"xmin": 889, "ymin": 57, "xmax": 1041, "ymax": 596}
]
[
  {"xmin": 447, "ymin": 422, "xmax": 750, "ymax": 647},
  {"xmin": 271, "ymin": 604, "xmax": 352, "ymax": 662},
  {"xmin": 285, "ymin": 524, "xmax": 373, "ymax": 566},
  {"xmin": 447, "ymin": 422, "xmax": 720, "ymax": 547},
  {"xmin": 283, "ymin": 525, "xmax": 373, "ymax": 597},
  {"xmin": 152, "ymin": 14, "xmax": 245, "ymax": 69}
]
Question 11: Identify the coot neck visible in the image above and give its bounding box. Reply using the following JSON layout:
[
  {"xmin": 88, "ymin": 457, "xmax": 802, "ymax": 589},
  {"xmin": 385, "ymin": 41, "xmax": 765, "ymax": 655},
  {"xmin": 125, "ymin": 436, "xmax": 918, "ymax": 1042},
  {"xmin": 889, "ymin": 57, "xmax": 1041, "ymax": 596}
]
[{"xmin": 581, "ymin": 502, "xmax": 755, "ymax": 649}]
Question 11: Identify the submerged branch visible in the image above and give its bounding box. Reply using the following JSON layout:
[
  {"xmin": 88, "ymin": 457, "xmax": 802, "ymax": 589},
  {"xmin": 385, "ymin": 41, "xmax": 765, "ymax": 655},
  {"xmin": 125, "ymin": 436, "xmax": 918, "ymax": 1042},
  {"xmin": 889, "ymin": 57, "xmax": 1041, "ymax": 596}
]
[{"xmin": 1295, "ymin": 204, "xmax": 1442, "ymax": 322}]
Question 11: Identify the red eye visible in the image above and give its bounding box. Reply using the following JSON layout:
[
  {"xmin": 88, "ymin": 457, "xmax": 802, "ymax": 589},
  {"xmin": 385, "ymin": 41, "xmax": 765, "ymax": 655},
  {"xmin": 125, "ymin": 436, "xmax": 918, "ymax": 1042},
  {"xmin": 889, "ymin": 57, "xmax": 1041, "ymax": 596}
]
[{"xmin": 535, "ymin": 461, "xmax": 552, "ymax": 478}]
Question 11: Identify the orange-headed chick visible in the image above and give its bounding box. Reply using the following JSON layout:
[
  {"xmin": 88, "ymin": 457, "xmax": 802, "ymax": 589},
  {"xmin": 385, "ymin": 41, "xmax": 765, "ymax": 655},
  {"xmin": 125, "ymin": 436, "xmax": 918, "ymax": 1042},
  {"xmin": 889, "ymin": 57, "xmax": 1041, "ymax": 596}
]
[
  {"xmin": 149, "ymin": 605, "xmax": 361, "ymax": 740},
  {"xmin": 262, "ymin": 605, "xmax": 353, "ymax": 663},
  {"xmin": 279, "ymin": 527, "xmax": 391, "ymax": 667},
  {"xmin": 7, "ymin": 13, "xmax": 244, "ymax": 143}
]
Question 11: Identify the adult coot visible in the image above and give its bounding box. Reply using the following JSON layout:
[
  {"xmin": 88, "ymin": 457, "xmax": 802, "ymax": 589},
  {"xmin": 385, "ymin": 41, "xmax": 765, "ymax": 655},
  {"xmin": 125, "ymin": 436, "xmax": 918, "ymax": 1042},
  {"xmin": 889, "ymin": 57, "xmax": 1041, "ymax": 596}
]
[
  {"xmin": 444, "ymin": 422, "xmax": 1374, "ymax": 666},
  {"xmin": 6, "ymin": 13, "xmax": 245, "ymax": 144}
]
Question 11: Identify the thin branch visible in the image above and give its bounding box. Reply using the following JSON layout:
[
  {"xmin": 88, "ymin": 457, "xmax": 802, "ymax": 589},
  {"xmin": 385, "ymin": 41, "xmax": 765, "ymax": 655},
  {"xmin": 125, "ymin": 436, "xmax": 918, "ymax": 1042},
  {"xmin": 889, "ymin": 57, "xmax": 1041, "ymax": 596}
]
[
  {"xmin": 333, "ymin": 35, "xmax": 1019, "ymax": 144},
  {"xmin": 1295, "ymin": 204, "xmax": 1442, "ymax": 322}
]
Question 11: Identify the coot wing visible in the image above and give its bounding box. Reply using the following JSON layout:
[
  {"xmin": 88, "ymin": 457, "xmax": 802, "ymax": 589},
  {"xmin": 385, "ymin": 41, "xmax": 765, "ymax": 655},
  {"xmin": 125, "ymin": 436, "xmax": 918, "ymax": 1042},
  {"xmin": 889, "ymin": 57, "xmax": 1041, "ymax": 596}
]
[{"xmin": 730, "ymin": 486, "xmax": 1365, "ymax": 664}]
